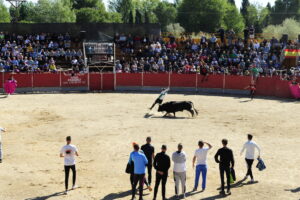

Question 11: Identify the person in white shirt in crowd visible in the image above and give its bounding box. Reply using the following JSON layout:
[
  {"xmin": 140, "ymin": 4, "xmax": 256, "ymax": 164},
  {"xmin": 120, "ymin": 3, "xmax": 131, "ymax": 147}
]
[
  {"xmin": 172, "ymin": 143, "xmax": 187, "ymax": 199},
  {"xmin": 0, "ymin": 127, "xmax": 7, "ymax": 163},
  {"xmin": 192, "ymin": 140, "xmax": 212, "ymax": 192},
  {"xmin": 60, "ymin": 136, "xmax": 79, "ymax": 195},
  {"xmin": 240, "ymin": 134, "xmax": 261, "ymax": 183}
]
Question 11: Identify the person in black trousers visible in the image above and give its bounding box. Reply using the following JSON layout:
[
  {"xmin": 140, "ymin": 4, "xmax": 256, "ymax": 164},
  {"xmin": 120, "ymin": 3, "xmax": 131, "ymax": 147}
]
[
  {"xmin": 214, "ymin": 139, "xmax": 234, "ymax": 195},
  {"xmin": 141, "ymin": 137, "xmax": 155, "ymax": 186},
  {"xmin": 153, "ymin": 145, "xmax": 170, "ymax": 200}
]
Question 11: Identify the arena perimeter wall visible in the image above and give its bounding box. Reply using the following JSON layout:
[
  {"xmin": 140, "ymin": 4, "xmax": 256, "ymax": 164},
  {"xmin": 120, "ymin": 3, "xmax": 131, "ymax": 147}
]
[{"xmin": 0, "ymin": 73, "xmax": 295, "ymax": 99}]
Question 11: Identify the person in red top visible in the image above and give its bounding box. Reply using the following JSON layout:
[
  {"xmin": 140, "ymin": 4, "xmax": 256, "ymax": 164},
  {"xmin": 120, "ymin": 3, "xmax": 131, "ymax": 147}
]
[{"xmin": 245, "ymin": 80, "xmax": 256, "ymax": 100}]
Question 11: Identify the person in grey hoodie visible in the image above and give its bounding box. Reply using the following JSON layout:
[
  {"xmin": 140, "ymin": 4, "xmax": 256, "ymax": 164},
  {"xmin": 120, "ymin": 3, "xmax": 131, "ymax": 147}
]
[{"xmin": 172, "ymin": 143, "xmax": 187, "ymax": 199}]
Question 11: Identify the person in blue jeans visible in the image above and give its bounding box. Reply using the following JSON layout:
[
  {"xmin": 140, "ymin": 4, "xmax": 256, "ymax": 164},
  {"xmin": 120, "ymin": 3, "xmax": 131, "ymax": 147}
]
[{"xmin": 192, "ymin": 140, "xmax": 212, "ymax": 191}]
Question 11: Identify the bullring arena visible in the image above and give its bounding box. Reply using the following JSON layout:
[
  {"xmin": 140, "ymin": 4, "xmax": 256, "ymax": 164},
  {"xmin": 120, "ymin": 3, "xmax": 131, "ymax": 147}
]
[{"xmin": 0, "ymin": 92, "xmax": 299, "ymax": 200}]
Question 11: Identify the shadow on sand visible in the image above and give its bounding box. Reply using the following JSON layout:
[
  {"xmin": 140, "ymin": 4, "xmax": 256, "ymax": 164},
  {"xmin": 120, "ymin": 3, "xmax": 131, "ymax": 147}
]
[
  {"xmin": 24, "ymin": 191, "xmax": 66, "ymax": 200},
  {"xmin": 285, "ymin": 187, "xmax": 300, "ymax": 193},
  {"xmin": 101, "ymin": 190, "xmax": 150, "ymax": 200},
  {"xmin": 0, "ymin": 95, "xmax": 8, "ymax": 99},
  {"xmin": 144, "ymin": 113, "xmax": 192, "ymax": 119}
]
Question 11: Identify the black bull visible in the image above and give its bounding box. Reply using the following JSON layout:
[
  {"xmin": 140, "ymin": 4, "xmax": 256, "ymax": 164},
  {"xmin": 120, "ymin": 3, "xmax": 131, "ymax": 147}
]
[{"xmin": 158, "ymin": 101, "xmax": 198, "ymax": 117}]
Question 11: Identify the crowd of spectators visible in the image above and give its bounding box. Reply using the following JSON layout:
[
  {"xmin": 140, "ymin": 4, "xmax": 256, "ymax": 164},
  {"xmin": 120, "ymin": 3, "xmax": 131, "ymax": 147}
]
[
  {"xmin": 1, "ymin": 31, "xmax": 299, "ymax": 77},
  {"xmin": 0, "ymin": 32, "xmax": 85, "ymax": 73},
  {"xmin": 114, "ymin": 33, "xmax": 300, "ymax": 77}
]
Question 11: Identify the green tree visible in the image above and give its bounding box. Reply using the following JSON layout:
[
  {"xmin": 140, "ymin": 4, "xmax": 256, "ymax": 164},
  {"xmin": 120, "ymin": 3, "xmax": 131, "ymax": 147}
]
[
  {"xmin": 271, "ymin": 0, "xmax": 300, "ymax": 25},
  {"xmin": 243, "ymin": 4, "xmax": 272, "ymax": 33},
  {"xmin": 240, "ymin": 0, "xmax": 250, "ymax": 24},
  {"xmin": 139, "ymin": 0, "xmax": 159, "ymax": 23},
  {"xmin": 135, "ymin": 9, "xmax": 142, "ymax": 23},
  {"xmin": 104, "ymin": 12, "xmax": 122, "ymax": 22},
  {"xmin": 177, "ymin": 0, "xmax": 227, "ymax": 33},
  {"xmin": 263, "ymin": 18, "xmax": 300, "ymax": 39},
  {"xmin": 0, "ymin": 0, "xmax": 10, "ymax": 22},
  {"xmin": 245, "ymin": 5, "xmax": 259, "ymax": 26},
  {"xmin": 76, "ymin": 8, "xmax": 104, "ymax": 22},
  {"xmin": 228, "ymin": 0, "xmax": 235, "ymax": 5},
  {"xmin": 30, "ymin": 0, "xmax": 76, "ymax": 23},
  {"xmin": 154, "ymin": 1, "xmax": 177, "ymax": 30},
  {"xmin": 71, "ymin": 0, "xmax": 99, "ymax": 9},
  {"xmin": 223, "ymin": 4, "xmax": 245, "ymax": 33},
  {"xmin": 109, "ymin": 0, "xmax": 135, "ymax": 23}
]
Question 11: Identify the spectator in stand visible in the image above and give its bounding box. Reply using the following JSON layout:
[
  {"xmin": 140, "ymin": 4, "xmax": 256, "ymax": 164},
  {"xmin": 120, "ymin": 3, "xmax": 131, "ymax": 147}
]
[
  {"xmin": 0, "ymin": 32, "xmax": 83, "ymax": 73},
  {"xmin": 49, "ymin": 58, "xmax": 57, "ymax": 72}
]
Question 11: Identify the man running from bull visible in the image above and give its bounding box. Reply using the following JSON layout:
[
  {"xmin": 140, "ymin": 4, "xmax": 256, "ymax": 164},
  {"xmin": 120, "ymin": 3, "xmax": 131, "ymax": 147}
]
[
  {"xmin": 244, "ymin": 80, "xmax": 256, "ymax": 100},
  {"xmin": 149, "ymin": 88, "xmax": 170, "ymax": 110}
]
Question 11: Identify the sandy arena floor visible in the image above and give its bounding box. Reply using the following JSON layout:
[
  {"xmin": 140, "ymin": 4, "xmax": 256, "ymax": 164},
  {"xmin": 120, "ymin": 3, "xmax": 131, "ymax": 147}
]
[{"xmin": 0, "ymin": 93, "xmax": 299, "ymax": 200}]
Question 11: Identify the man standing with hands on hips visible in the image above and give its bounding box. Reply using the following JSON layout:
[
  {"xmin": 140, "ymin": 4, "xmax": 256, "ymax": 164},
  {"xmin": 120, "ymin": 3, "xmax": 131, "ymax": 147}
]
[
  {"xmin": 240, "ymin": 134, "xmax": 261, "ymax": 183},
  {"xmin": 60, "ymin": 136, "xmax": 79, "ymax": 195}
]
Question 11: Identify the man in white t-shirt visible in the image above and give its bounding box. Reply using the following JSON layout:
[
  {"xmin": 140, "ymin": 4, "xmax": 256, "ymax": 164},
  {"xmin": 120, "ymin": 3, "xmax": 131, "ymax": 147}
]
[
  {"xmin": 240, "ymin": 134, "xmax": 261, "ymax": 183},
  {"xmin": 172, "ymin": 143, "xmax": 187, "ymax": 199},
  {"xmin": 192, "ymin": 140, "xmax": 212, "ymax": 191},
  {"xmin": 60, "ymin": 136, "xmax": 79, "ymax": 194},
  {"xmin": 0, "ymin": 127, "xmax": 7, "ymax": 163}
]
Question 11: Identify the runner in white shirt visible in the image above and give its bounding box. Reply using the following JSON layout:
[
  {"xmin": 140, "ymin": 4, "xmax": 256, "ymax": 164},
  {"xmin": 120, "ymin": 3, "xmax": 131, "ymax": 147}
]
[
  {"xmin": 240, "ymin": 134, "xmax": 261, "ymax": 183},
  {"xmin": 0, "ymin": 127, "xmax": 7, "ymax": 163},
  {"xmin": 60, "ymin": 136, "xmax": 79, "ymax": 194},
  {"xmin": 149, "ymin": 88, "xmax": 170, "ymax": 110},
  {"xmin": 172, "ymin": 143, "xmax": 187, "ymax": 199},
  {"xmin": 192, "ymin": 141, "xmax": 212, "ymax": 191}
]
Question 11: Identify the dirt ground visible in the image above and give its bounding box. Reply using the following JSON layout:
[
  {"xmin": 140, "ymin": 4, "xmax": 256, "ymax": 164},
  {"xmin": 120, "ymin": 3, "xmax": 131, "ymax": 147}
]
[{"xmin": 0, "ymin": 93, "xmax": 299, "ymax": 200}]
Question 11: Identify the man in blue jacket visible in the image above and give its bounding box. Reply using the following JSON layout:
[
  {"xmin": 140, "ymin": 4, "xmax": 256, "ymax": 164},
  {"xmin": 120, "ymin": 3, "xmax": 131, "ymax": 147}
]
[{"xmin": 129, "ymin": 143, "xmax": 148, "ymax": 200}]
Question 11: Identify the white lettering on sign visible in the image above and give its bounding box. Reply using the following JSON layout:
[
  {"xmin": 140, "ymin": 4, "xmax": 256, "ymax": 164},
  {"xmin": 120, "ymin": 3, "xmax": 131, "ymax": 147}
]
[{"xmin": 63, "ymin": 75, "xmax": 86, "ymax": 85}]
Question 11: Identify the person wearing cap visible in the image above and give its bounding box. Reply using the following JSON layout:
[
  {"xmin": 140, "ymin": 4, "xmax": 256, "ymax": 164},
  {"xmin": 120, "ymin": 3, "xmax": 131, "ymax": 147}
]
[
  {"xmin": 141, "ymin": 137, "xmax": 155, "ymax": 186},
  {"xmin": 129, "ymin": 143, "xmax": 148, "ymax": 200},
  {"xmin": 172, "ymin": 143, "xmax": 187, "ymax": 199},
  {"xmin": 214, "ymin": 139, "xmax": 234, "ymax": 195},
  {"xmin": 60, "ymin": 136, "xmax": 79, "ymax": 195},
  {"xmin": 240, "ymin": 134, "xmax": 261, "ymax": 183},
  {"xmin": 192, "ymin": 140, "xmax": 212, "ymax": 192},
  {"xmin": 153, "ymin": 145, "xmax": 171, "ymax": 200},
  {"xmin": 0, "ymin": 127, "xmax": 7, "ymax": 163}
]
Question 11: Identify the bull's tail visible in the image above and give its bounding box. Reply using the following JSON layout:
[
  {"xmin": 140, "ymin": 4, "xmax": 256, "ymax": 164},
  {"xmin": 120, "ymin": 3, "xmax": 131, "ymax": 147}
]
[{"xmin": 190, "ymin": 101, "xmax": 199, "ymax": 116}]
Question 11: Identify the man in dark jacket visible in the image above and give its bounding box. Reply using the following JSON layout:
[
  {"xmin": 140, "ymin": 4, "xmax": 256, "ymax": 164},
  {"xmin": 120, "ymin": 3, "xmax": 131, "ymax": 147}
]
[
  {"xmin": 214, "ymin": 139, "xmax": 234, "ymax": 195},
  {"xmin": 153, "ymin": 145, "xmax": 171, "ymax": 200},
  {"xmin": 141, "ymin": 137, "xmax": 155, "ymax": 185}
]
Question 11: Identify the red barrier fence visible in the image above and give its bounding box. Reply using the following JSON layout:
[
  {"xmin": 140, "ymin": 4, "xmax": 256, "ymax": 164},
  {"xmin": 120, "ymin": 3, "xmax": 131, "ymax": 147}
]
[{"xmin": 0, "ymin": 72, "xmax": 295, "ymax": 99}]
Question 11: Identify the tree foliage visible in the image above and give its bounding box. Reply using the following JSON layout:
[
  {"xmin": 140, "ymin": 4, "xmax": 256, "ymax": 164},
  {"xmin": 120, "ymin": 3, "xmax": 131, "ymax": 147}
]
[
  {"xmin": 263, "ymin": 18, "xmax": 300, "ymax": 39},
  {"xmin": 71, "ymin": 0, "xmax": 100, "ymax": 9},
  {"xmin": 20, "ymin": 0, "xmax": 76, "ymax": 23},
  {"xmin": 240, "ymin": 0, "xmax": 250, "ymax": 20},
  {"xmin": 270, "ymin": 0, "xmax": 300, "ymax": 25},
  {"xmin": 0, "ymin": 0, "xmax": 11, "ymax": 22},
  {"xmin": 223, "ymin": 4, "xmax": 245, "ymax": 33},
  {"xmin": 109, "ymin": 0, "xmax": 134, "ymax": 23},
  {"xmin": 177, "ymin": 0, "xmax": 228, "ymax": 33},
  {"xmin": 154, "ymin": 1, "xmax": 177, "ymax": 30}
]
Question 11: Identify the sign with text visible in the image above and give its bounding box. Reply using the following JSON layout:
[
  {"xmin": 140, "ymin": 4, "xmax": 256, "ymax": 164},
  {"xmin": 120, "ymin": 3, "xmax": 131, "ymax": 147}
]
[{"xmin": 61, "ymin": 73, "xmax": 87, "ymax": 87}]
